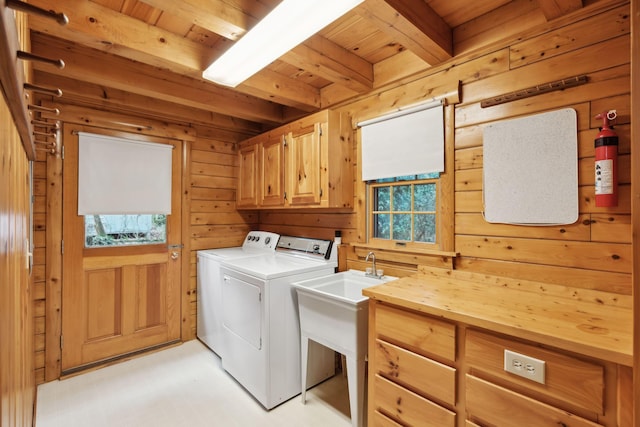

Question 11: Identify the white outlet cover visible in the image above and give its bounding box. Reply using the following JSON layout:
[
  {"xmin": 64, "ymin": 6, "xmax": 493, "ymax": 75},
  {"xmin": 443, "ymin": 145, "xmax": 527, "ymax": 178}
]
[{"xmin": 504, "ymin": 349, "xmax": 546, "ymax": 385}]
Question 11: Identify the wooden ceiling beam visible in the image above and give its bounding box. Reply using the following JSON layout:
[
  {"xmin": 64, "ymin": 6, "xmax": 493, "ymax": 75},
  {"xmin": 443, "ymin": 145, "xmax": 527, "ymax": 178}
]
[
  {"xmin": 242, "ymin": 68, "xmax": 321, "ymax": 111},
  {"xmin": 286, "ymin": 37, "xmax": 374, "ymax": 93},
  {"xmin": 30, "ymin": 33, "xmax": 288, "ymax": 125},
  {"xmin": 535, "ymin": 0, "xmax": 583, "ymax": 20},
  {"xmin": 139, "ymin": 0, "xmax": 252, "ymax": 41},
  {"xmin": 33, "ymin": 70, "xmax": 264, "ymax": 135},
  {"xmin": 136, "ymin": 0, "xmax": 374, "ymax": 93},
  {"xmin": 358, "ymin": 0, "xmax": 453, "ymax": 65},
  {"xmin": 28, "ymin": 0, "xmax": 321, "ymax": 111}
]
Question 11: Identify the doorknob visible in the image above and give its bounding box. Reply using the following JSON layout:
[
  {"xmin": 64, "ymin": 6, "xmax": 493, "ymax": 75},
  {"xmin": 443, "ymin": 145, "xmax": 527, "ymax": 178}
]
[{"xmin": 171, "ymin": 251, "xmax": 179, "ymax": 260}]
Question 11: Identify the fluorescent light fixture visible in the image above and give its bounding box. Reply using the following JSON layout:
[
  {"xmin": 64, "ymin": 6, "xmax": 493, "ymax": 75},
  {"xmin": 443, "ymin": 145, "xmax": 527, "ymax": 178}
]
[{"xmin": 202, "ymin": 0, "xmax": 364, "ymax": 87}]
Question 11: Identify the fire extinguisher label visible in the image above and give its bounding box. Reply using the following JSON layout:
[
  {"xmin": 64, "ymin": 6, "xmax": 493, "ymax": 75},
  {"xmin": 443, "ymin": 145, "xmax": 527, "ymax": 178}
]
[{"xmin": 595, "ymin": 159, "xmax": 614, "ymax": 195}]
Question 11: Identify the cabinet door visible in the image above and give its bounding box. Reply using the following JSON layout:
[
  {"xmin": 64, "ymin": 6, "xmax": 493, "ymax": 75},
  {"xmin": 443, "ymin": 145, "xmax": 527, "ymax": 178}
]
[
  {"xmin": 260, "ymin": 134, "xmax": 285, "ymax": 206},
  {"xmin": 237, "ymin": 144, "xmax": 259, "ymax": 208},
  {"xmin": 287, "ymin": 123, "xmax": 321, "ymax": 206}
]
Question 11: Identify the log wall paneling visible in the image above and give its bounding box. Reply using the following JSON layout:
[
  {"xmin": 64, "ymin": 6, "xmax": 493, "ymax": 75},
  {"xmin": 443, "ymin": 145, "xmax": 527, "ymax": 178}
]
[
  {"xmin": 1, "ymin": 8, "xmax": 34, "ymax": 427},
  {"xmin": 188, "ymin": 127, "xmax": 259, "ymax": 337},
  {"xmin": 0, "ymin": 89, "xmax": 34, "ymax": 427},
  {"xmin": 339, "ymin": 3, "xmax": 631, "ymax": 297},
  {"xmin": 631, "ymin": 0, "xmax": 639, "ymax": 424}
]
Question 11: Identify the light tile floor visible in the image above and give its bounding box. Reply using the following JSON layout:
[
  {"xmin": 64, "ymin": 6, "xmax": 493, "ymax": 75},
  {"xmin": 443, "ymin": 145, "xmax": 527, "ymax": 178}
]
[{"xmin": 36, "ymin": 340, "xmax": 353, "ymax": 427}]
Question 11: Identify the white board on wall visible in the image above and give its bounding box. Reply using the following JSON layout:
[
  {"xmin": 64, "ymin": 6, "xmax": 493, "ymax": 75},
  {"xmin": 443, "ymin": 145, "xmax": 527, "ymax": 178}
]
[{"xmin": 482, "ymin": 108, "xmax": 578, "ymax": 225}]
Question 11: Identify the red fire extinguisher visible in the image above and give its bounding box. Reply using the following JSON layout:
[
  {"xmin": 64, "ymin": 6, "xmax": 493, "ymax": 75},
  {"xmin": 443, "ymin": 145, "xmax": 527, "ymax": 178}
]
[{"xmin": 594, "ymin": 110, "xmax": 618, "ymax": 207}]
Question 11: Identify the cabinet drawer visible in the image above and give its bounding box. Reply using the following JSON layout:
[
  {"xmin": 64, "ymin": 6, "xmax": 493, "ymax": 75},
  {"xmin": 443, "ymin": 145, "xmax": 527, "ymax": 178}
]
[
  {"xmin": 466, "ymin": 375, "xmax": 603, "ymax": 427},
  {"xmin": 373, "ymin": 339, "xmax": 456, "ymax": 406},
  {"xmin": 371, "ymin": 410, "xmax": 403, "ymax": 427},
  {"xmin": 466, "ymin": 329, "xmax": 604, "ymax": 414},
  {"xmin": 374, "ymin": 374, "xmax": 456, "ymax": 427},
  {"xmin": 376, "ymin": 304, "xmax": 456, "ymax": 362}
]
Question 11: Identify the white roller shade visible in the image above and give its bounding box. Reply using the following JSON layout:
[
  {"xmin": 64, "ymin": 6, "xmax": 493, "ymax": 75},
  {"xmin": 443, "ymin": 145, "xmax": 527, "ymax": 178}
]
[
  {"xmin": 77, "ymin": 132, "xmax": 173, "ymax": 215},
  {"xmin": 359, "ymin": 101, "xmax": 444, "ymax": 181}
]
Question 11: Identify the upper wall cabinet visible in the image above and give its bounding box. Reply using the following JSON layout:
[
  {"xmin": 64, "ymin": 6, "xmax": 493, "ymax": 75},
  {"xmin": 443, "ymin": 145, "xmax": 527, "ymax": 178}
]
[{"xmin": 237, "ymin": 109, "xmax": 353, "ymax": 210}]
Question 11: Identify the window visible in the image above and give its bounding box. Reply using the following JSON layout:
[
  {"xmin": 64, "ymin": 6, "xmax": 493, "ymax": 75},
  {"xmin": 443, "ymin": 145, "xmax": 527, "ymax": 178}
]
[
  {"xmin": 84, "ymin": 214, "xmax": 166, "ymax": 248},
  {"xmin": 369, "ymin": 173, "xmax": 439, "ymax": 247}
]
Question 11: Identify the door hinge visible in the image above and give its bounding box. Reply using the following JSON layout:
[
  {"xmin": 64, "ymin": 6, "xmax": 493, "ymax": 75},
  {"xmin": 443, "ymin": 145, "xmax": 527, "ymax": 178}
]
[
  {"xmin": 318, "ymin": 125, "xmax": 323, "ymax": 136},
  {"xmin": 319, "ymin": 188, "xmax": 323, "ymax": 197},
  {"xmin": 282, "ymin": 136, "xmax": 287, "ymax": 147},
  {"xmin": 284, "ymin": 191, "xmax": 287, "ymax": 200},
  {"xmin": 61, "ymin": 240, "xmax": 64, "ymax": 254},
  {"xmin": 61, "ymin": 145, "xmax": 65, "ymax": 160},
  {"xmin": 60, "ymin": 335, "xmax": 64, "ymax": 349},
  {"xmin": 259, "ymin": 292, "xmax": 262, "ymax": 302}
]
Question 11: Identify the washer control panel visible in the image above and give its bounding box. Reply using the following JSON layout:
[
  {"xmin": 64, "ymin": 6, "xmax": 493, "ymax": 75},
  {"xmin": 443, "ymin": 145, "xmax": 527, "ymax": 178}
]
[
  {"xmin": 242, "ymin": 231, "xmax": 280, "ymax": 250},
  {"xmin": 276, "ymin": 235, "xmax": 333, "ymax": 259}
]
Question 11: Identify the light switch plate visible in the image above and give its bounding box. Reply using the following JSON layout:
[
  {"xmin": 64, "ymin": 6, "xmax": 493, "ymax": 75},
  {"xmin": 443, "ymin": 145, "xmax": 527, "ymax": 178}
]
[{"xmin": 504, "ymin": 349, "xmax": 546, "ymax": 384}]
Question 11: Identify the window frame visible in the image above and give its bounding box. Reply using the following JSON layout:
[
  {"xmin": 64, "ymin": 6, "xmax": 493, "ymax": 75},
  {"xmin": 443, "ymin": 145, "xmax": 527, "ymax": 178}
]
[{"xmin": 368, "ymin": 176, "xmax": 441, "ymax": 252}]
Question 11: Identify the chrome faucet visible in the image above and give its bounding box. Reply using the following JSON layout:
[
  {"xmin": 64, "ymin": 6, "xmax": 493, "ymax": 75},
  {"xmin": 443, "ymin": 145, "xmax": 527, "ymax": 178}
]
[{"xmin": 365, "ymin": 251, "xmax": 380, "ymax": 278}]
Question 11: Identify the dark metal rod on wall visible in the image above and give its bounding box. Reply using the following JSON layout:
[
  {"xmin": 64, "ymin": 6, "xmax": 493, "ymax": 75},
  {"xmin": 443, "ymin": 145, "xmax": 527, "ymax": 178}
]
[
  {"xmin": 17, "ymin": 51, "xmax": 65, "ymax": 69},
  {"xmin": 5, "ymin": 0, "xmax": 68, "ymax": 25},
  {"xmin": 28, "ymin": 104, "xmax": 60, "ymax": 115},
  {"xmin": 480, "ymin": 75, "xmax": 588, "ymax": 108},
  {"xmin": 24, "ymin": 82, "xmax": 62, "ymax": 97},
  {"xmin": 31, "ymin": 119, "xmax": 60, "ymax": 129}
]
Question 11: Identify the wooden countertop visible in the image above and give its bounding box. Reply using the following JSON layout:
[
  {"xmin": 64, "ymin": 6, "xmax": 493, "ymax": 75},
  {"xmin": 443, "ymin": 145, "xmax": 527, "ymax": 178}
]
[{"xmin": 362, "ymin": 269, "xmax": 632, "ymax": 366}]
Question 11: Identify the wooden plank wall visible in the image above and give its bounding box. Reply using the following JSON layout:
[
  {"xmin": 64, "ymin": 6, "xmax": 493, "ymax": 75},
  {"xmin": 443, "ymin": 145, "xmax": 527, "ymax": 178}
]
[
  {"xmin": 188, "ymin": 126, "xmax": 258, "ymax": 337},
  {"xmin": 311, "ymin": 1, "xmax": 631, "ymax": 296},
  {"xmin": 451, "ymin": 2, "xmax": 631, "ymax": 295},
  {"xmin": 31, "ymin": 129, "xmax": 47, "ymax": 385},
  {"xmin": 0, "ymin": 9, "xmax": 35, "ymax": 427}
]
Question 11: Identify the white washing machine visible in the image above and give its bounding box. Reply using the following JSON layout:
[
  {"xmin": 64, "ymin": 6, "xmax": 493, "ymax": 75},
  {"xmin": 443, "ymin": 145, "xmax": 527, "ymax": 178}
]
[
  {"xmin": 196, "ymin": 231, "xmax": 280, "ymax": 357},
  {"xmin": 220, "ymin": 235, "xmax": 337, "ymax": 409}
]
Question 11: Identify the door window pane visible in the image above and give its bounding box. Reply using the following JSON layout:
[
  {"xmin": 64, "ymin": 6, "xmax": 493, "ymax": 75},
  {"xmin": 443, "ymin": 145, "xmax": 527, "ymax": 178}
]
[{"xmin": 85, "ymin": 214, "xmax": 166, "ymax": 247}]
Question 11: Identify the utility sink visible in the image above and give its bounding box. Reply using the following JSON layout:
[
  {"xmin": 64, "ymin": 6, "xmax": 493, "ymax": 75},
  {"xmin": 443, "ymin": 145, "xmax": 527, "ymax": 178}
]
[
  {"xmin": 293, "ymin": 270, "xmax": 397, "ymax": 427},
  {"xmin": 295, "ymin": 269, "xmax": 396, "ymax": 306}
]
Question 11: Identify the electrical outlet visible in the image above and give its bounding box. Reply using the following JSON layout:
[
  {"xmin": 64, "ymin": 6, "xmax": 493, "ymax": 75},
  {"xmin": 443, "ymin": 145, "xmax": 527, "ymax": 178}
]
[{"xmin": 504, "ymin": 349, "xmax": 546, "ymax": 384}]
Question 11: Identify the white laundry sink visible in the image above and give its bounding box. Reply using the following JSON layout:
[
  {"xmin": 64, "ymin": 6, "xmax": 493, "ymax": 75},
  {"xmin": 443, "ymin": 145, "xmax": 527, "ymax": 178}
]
[
  {"xmin": 296, "ymin": 269, "xmax": 395, "ymax": 305},
  {"xmin": 293, "ymin": 270, "xmax": 397, "ymax": 427},
  {"xmin": 294, "ymin": 269, "xmax": 397, "ymax": 354}
]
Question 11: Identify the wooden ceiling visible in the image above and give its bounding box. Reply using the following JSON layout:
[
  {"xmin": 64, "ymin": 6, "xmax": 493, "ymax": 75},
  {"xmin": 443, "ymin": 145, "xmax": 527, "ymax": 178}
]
[{"xmin": 26, "ymin": 0, "xmax": 587, "ymax": 131}]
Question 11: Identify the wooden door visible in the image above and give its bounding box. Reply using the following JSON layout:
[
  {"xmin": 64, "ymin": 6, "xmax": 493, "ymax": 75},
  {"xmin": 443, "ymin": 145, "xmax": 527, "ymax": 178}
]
[
  {"xmin": 237, "ymin": 143, "xmax": 259, "ymax": 208},
  {"xmin": 61, "ymin": 126, "xmax": 182, "ymax": 373},
  {"xmin": 287, "ymin": 123, "xmax": 321, "ymax": 206},
  {"xmin": 260, "ymin": 134, "xmax": 285, "ymax": 206}
]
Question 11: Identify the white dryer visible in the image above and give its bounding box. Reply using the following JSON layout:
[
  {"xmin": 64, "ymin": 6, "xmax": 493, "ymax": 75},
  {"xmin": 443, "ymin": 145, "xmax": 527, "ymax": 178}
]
[
  {"xmin": 220, "ymin": 235, "xmax": 337, "ymax": 409},
  {"xmin": 196, "ymin": 231, "xmax": 280, "ymax": 357}
]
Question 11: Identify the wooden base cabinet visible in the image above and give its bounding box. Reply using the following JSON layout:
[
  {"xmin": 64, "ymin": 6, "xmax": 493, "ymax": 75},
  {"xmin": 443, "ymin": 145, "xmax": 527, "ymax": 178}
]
[
  {"xmin": 367, "ymin": 300, "xmax": 628, "ymax": 427},
  {"xmin": 368, "ymin": 302, "xmax": 457, "ymax": 426},
  {"xmin": 236, "ymin": 109, "xmax": 353, "ymax": 209}
]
